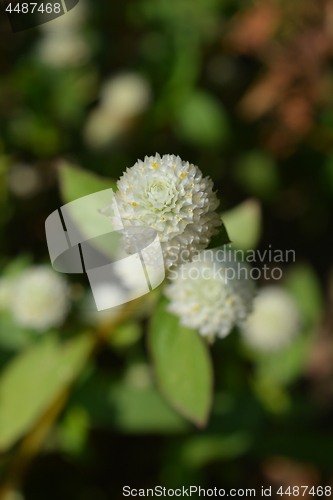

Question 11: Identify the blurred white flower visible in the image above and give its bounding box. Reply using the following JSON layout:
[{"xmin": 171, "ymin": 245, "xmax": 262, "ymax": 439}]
[
  {"xmin": 114, "ymin": 154, "xmax": 221, "ymax": 268},
  {"xmin": 100, "ymin": 73, "xmax": 151, "ymax": 119},
  {"xmin": 11, "ymin": 266, "xmax": 70, "ymax": 331},
  {"xmin": 84, "ymin": 107, "xmax": 123, "ymax": 149},
  {"xmin": 8, "ymin": 164, "xmax": 41, "ymax": 198},
  {"xmin": 241, "ymin": 286, "xmax": 301, "ymax": 352},
  {"xmin": 84, "ymin": 73, "xmax": 151, "ymax": 149},
  {"xmin": 165, "ymin": 251, "xmax": 255, "ymax": 340},
  {"xmin": 36, "ymin": 32, "xmax": 90, "ymax": 67},
  {"xmin": 0, "ymin": 277, "xmax": 14, "ymax": 312}
]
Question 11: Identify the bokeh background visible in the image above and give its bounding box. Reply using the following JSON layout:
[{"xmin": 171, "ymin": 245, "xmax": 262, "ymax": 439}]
[{"xmin": 0, "ymin": 0, "xmax": 333, "ymax": 498}]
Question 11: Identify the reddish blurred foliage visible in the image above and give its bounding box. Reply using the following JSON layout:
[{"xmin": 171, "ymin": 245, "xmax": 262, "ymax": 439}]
[
  {"xmin": 262, "ymin": 456, "xmax": 320, "ymax": 499},
  {"xmin": 224, "ymin": 0, "xmax": 333, "ymax": 157}
]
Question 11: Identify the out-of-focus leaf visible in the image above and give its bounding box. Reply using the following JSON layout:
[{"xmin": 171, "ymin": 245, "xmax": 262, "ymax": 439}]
[
  {"xmin": 57, "ymin": 406, "xmax": 90, "ymax": 456},
  {"xmin": 180, "ymin": 432, "xmax": 252, "ymax": 469},
  {"xmin": 0, "ymin": 313, "xmax": 33, "ymax": 351},
  {"xmin": 251, "ymin": 374, "xmax": 291, "ymax": 414},
  {"xmin": 285, "ymin": 264, "xmax": 323, "ymax": 324},
  {"xmin": 58, "ymin": 162, "xmax": 120, "ymax": 257},
  {"xmin": 175, "ymin": 91, "xmax": 229, "ymax": 148},
  {"xmin": 245, "ymin": 267, "xmax": 322, "ymax": 392},
  {"xmin": 0, "ymin": 333, "xmax": 93, "ymax": 452},
  {"xmin": 206, "ymin": 222, "xmax": 231, "ymax": 249},
  {"xmin": 109, "ymin": 384, "xmax": 190, "ymax": 433},
  {"xmin": 221, "ymin": 199, "xmax": 262, "ymax": 251},
  {"xmin": 234, "ymin": 151, "xmax": 279, "ymax": 200},
  {"xmin": 148, "ymin": 299, "xmax": 213, "ymax": 427},
  {"xmin": 9, "ymin": 113, "xmax": 61, "ymax": 157},
  {"xmin": 59, "ymin": 162, "xmax": 117, "ymax": 204},
  {"xmin": 253, "ymin": 332, "xmax": 314, "ymax": 387},
  {"xmin": 52, "ymin": 69, "xmax": 97, "ymax": 124},
  {"xmin": 1, "ymin": 254, "xmax": 32, "ymax": 277},
  {"xmin": 109, "ymin": 321, "xmax": 143, "ymax": 348},
  {"xmin": 71, "ymin": 372, "xmax": 190, "ymax": 434}
]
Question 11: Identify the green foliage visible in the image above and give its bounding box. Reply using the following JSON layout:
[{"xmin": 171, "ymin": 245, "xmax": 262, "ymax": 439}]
[
  {"xmin": 206, "ymin": 221, "xmax": 231, "ymax": 249},
  {"xmin": 59, "ymin": 162, "xmax": 117, "ymax": 203},
  {"xmin": 221, "ymin": 199, "xmax": 262, "ymax": 251},
  {"xmin": 72, "ymin": 372, "xmax": 190, "ymax": 434},
  {"xmin": 0, "ymin": 333, "xmax": 93, "ymax": 452},
  {"xmin": 58, "ymin": 162, "xmax": 120, "ymax": 257},
  {"xmin": 285, "ymin": 264, "xmax": 323, "ymax": 324},
  {"xmin": 109, "ymin": 383, "xmax": 190, "ymax": 433},
  {"xmin": 149, "ymin": 299, "xmax": 213, "ymax": 427},
  {"xmin": 175, "ymin": 91, "xmax": 229, "ymax": 148},
  {"xmin": 180, "ymin": 432, "xmax": 252, "ymax": 469},
  {"xmin": 234, "ymin": 151, "xmax": 279, "ymax": 200}
]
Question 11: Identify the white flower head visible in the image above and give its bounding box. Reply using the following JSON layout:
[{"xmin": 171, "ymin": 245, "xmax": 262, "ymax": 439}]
[
  {"xmin": 114, "ymin": 154, "xmax": 221, "ymax": 268},
  {"xmin": 165, "ymin": 250, "xmax": 255, "ymax": 340},
  {"xmin": 11, "ymin": 266, "xmax": 70, "ymax": 331},
  {"xmin": 241, "ymin": 286, "xmax": 301, "ymax": 352}
]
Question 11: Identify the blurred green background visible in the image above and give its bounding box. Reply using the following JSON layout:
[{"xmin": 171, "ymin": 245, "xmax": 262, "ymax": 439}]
[{"xmin": 0, "ymin": 0, "xmax": 333, "ymax": 498}]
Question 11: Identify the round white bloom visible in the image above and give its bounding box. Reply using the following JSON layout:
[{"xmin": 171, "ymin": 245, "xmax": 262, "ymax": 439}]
[
  {"xmin": 0, "ymin": 277, "xmax": 15, "ymax": 312},
  {"xmin": 100, "ymin": 73, "xmax": 151, "ymax": 119},
  {"xmin": 165, "ymin": 251, "xmax": 255, "ymax": 340},
  {"xmin": 36, "ymin": 32, "xmax": 90, "ymax": 67},
  {"xmin": 114, "ymin": 154, "xmax": 221, "ymax": 268},
  {"xmin": 84, "ymin": 73, "xmax": 151, "ymax": 149},
  {"xmin": 84, "ymin": 107, "xmax": 124, "ymax": 149},
  {"xmin": 11, "ymin": 266, "xmax": 70, "ymax": 331},
  {"xmin": 241, "ymin": 286, "xmax": 301, "ymax": 352}
]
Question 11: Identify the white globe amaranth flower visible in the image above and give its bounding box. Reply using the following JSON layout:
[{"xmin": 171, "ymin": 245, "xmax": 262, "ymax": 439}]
[
  {"xmin": 240, "ymin": 286, "xmax": 301, "ymax": 352},
  {"xmin": 0, "ymin": 277, "xmax": 15, "ymax": 312},
  {"xmin": 164, "ymin": 251, "xmax": 255, "ymax": 340},
  {"xmin": 11, "ymin": 266, "xmax": 70, "ymax": 331},
  {"xmin": 114, "ymin": 154, "xmax": 221, "ymax": 268}
]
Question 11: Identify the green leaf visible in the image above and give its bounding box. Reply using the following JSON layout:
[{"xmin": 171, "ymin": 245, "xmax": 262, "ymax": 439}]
[
  {"xmin": 180, "ymin": 432, "xmax": 252, "ymax": 469},
  {"xmin": 234, "ymin": 151, "xmax": 279, "ymax": 200},
  {"xmin": 206, "ymin": 222, "xmax": 231, "ymax": 249},
  {"xmin": 148, "ymin": 299, "xmax": 213, "ymax": 427},
  {"xmin": 285, "ymin": 264, "xmax": 323, "ymax": 324},
  {"xmin": 0, "ymin": 313, "xmax": 33, "ymax": 351},
  {"xmin": 221, "ymin": 199, "xmax": 262, "ymax": 251},
  {"xmin": 59, "ymin": 162, "xmax": 117, "ymax": 203},
  {"xmin": 58, "ymin": 162, "xmax": 120, "ymax": 258},
  {"xmin": 175, "ymin": 90, "xmax": 229, "ymax": 148},
  {"xmin": 1, "ymin": 254, "xmax": 32, "ymax": 277},
  {"xmin": 109, "ymin": 383, "xmax": 190, "ymax": 434},
  {"xmin": 71, "ymin": 372, "xmax": 190, "ymax": 434},
  {"xmin": 0, "ymin": 333, "xmax": 93, "ymax": 452}
]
